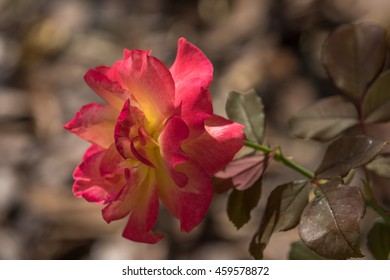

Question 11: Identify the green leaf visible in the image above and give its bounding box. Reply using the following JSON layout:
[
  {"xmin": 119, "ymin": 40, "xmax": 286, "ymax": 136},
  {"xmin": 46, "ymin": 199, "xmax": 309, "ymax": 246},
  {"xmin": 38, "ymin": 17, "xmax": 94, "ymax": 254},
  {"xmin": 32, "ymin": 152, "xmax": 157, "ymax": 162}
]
[
  {"xmin": 289, "ymin": 241, "xmax": 326, "ymax": 260},
  {"xmin": 226, "ymin": 89, "xmax": 265, "ymax": 144},
  {"xmin": 364, "ymin": 70, "xmax": 390, "ymax": 123},
  {"xmin": 289, "ymin": 96, "xmax": 358, "ymax": 141},
  {"xmin": 322, "ymin": 23, "xmax": 387, "ymax": 99},
  {"xmin": 299, "ymin": 178, "xmax": 365, "ymax": 259},
  {"xmin": 366, "ymin": 155, "xmax": 390, "ymax": 179},
  {"xmin": 316, "ymin": 135, "xmax": 387, "ymax": 178},
  {"xmin": 367, "ymin": 219, "xmax": 390, "ymax": 260},
  {"xmin": 249, "ymin": 181, "xmax": 310, "ymax": 259},
  {"xmin": 227, "ymin": 178, "xmax": 262, "ymax": 229}
]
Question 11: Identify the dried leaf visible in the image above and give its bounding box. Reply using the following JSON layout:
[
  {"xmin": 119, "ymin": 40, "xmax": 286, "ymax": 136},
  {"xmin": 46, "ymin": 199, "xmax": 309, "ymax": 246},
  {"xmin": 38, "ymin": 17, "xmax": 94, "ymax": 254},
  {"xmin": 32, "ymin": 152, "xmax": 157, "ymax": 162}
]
[
  {"xmin": 367, "ymin": 219, "xmax": 390, "ymax": 260},
  {"xmin": 289, "ymin": 241, "xmax": 326, "ymax": 260},
  {"xmin": 299, "ymin": 178, "xmax": 365, "ymax": 259},
  {"xmin": 227, "ymin": 179, "xmax": 262, "ymax": 229},
  {"xmin": 249, "ymin": 181, "xmax": 310, "ymax": 259},
  {"xmin": 226, "ymin": 89, "xmax": 265, "ymax": 144},
  {"xmin": 364, "ymin": 70, "xmax": 390, "ymax": 123},
  {"xmin": 366, "ymin": 155, "xmax": 390, "ymax": 179},
  {"xmin": 322, "ymin": 23, "xmax": 387, "ymax": 99},
  {"xmin": 214, "ymin": 154, "xmax": 267, "ymax": 191},
  {"xmin": 316, "ymin": 135, "xmax": 387, "ymax": 178},
  {"xmin": 289, "ymin": 96, "xmax": 358, "ymax": 141}
]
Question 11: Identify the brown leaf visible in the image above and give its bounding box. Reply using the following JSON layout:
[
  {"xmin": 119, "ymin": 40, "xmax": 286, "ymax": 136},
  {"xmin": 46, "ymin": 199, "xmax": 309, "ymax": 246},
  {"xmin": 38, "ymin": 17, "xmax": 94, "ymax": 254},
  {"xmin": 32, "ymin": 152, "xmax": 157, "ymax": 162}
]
[
  {"xmin": 249, "ymin": 181, "xmax": 310, "ymax": 259},
  {"xmin": 299, "ymin": 178, "xmax": 365, "ymax": 259},
  {"xmin": 364, "ymin": 70, "xmax": 390, "ymax": 123},
  {"xmin": 316, "ymin": 135, "xmax": 387, "ymax": 178},
  {"xmin": 289, "ymin": 96, "xmax": 359, "ymax": 141},
  {"xmin": 322, "ymin": 23, "xmax": 387, "ymax": 99}
]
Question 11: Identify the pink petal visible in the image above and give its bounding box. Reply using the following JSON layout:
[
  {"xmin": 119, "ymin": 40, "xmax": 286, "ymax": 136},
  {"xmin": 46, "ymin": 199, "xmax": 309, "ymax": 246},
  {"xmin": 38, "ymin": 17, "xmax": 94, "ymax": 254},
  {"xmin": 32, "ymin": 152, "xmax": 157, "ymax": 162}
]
[
  {"xmin": 84, "ymin": 68, "xmax": 126, "ymax": 110},
  {"xmin": 99, "ymin": 144, "xmax": 126, "ymax": 177},
  {"xmin": 183, "ymin": 115, "xmax": 245, "ymax": 176},
  {"xmin": 158, "ymin": 116, "xmax": 190, "ymax": 188},
  {"xmin": 82, "ymin": 144, "xmax": 102, "ymax": 160},
  {"xmin": 73, "ymin": 144, "xmax": 125, "ymax": 204},
  {"xmin": 180, "ymin": 87, "xmax": 213, "ymax": 135},
  {"xmin": 115, "ymin": 50, "xmax": 175, "ymax": 128},
  {"xmin": 157, "ymin": 160, "xmax": 213, "ymax": 232},
  {"xmin": 102, "ymin": 168, "xmax": 163, "ymax": 243},
  {"xmin": 130, "ymin": 136, "xmax": 156, "ymax": 168},
  {"xmin": 102, "ymin": 167, "xmax": 148, "ymax": 221},
  {"xmin": 122, "ymin": 184, "xmax": 163, "ymax": 244},
  {"xmin": 170, "ymin": 38, "xmax": 213, "ymax": 96},
  {"xmin": 177, "ymin": 163, "xmax": 213, "ymax": 232},
  {"xmin": 114, "ymin": 99, "xmax": 145, "ymax": 159},
  {"xmin": 170, "ymin": 38, "xmax": 214, "ymax": 131},
  {"xmin": 64, "ymin": 103, "xmax": 117, "ymax": 149}
]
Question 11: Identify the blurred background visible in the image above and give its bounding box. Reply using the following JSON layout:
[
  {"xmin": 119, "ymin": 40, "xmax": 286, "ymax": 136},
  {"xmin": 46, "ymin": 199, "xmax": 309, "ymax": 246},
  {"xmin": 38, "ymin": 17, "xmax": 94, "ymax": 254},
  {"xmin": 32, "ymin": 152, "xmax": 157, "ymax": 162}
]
[{"xmin": 1, "ymin": 0, "xmax": 390, "ymax": 259}]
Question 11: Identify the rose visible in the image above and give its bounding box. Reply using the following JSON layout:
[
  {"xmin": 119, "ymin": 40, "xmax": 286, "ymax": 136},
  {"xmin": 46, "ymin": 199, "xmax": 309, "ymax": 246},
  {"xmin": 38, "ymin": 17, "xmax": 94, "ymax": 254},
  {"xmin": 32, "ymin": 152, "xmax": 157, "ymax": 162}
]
[{"xmin": 64, "ymin": 38, "xmax": 245, "ymax": 243}]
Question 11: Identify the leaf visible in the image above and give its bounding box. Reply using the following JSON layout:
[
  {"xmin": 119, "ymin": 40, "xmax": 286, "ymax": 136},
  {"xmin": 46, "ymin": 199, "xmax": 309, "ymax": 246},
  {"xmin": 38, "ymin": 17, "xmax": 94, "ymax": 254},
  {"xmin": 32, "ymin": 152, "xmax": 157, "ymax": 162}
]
[
  {"xmin": 249, "ymin": 181, "xmax": 310, "ymax": 259},
  {"xmin": 227, "ymin": 179, "xmax": 262, "ymax": 229},
  {"xmin": 322, "ymin": 23, "xmax": 387, "ymax": 100},
  {"xmin": 299, "ymin": 178, "xmax": 365, "ymax": 259},
  {"xmin": 289, "ymin": 241, "xmax": 326, "ymax": 260},
  {"xmin": 366, "ymin": 155, "xmax": 390, "ymax": 179},
  {"xmin": 289, "ymin": 96, "xmax": 358, "ymax": 141},
  {"xmin": 363, "ymin": 70, "xmax": 390, "ymax": 123},
  {"xmin": 316, "ymin": 135, "xmax": 387, "ymax": 178},
  {"xmin": 214, "ymin": 154, "xmax": 268, "ymax": 192},
  {"xmin": 226, "ymin": 89, "xmax": 265, "ymax": 143},
  {"xmin": 367, "ymin": 219, "xmax": 390, "ymax": 260}
]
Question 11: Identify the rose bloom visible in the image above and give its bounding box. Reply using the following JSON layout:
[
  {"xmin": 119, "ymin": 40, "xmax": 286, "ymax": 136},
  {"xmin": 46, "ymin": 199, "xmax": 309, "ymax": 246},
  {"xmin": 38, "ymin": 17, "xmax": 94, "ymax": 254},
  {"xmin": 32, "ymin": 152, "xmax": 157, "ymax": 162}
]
[{"xmin": 64, "ymin": 38, "xmax": 245, "ymax": 243}]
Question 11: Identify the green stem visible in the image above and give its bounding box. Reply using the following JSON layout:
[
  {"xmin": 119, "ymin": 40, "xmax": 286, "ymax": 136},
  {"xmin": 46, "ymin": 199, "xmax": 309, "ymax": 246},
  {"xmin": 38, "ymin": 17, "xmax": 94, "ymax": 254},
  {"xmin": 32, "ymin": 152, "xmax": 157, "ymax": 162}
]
[
  {"xmin": 244, "ymin": 139, "xmax": 315, "ymax": 179},
  {"xmin": 244, "ymin": 139, "xmax": 273, "ymax": 153}
]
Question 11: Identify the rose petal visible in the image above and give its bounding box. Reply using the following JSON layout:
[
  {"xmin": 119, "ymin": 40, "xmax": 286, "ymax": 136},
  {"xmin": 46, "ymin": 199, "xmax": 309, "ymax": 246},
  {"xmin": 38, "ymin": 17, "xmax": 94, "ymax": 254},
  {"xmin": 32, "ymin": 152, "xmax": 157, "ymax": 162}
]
[
  {"xmin": 170, "ymin": 38, "xmax": 213, "ymax": 131},
  {"xmin": 183, "ymin": 115, "xmax": 245, "ymax": 175},
  {"xmin": 73, "ymin": 144, "xmax": 124, "ymax": 204},
  {"xmin": 64, "ymin": 103, "xmax": 117, "ymax": 149},
  {"xmin": 159, "ymin": 116, "xmax": 190, "ymax": 188},
  {"xmin": 102, "ymin": 167, "xmax": 148, "ymax": 221},
  {"xmin": 130, "ymin": 136, "xmax": 156, "ymax": 168},
  {"xmin": 157, "ymin": 160, "xmax": 213, "ymax": 232},
  {"xmin": 170, "ymin": 38, "xmax": 213, "ymax": 96},
  {"xmin": 116, "ymin": 50, "xmax": 175, "ymax": 128},
  {"xmin": 122, "ymin": 182, "xmax": 163, "ymax": 243},
  {"xmin": 82, "ymin": 144, "xmax": 103, "ymax": 160},
  {"xmin": 99, "ymin": 144, "xmax": 125, "ymax": 177},
  {"xmin": 114, "ymin": 99, "xmax": 145, "ymax": 159},
  {"xmin": 180, "ymin": 87, "xmax": 213, "ymax": 135},
  {"xmin": 102, "ymin": 168, "xmax": 162, "ymax": 243},
  {"xmin": 84, "ymin": 68, "xmax": 126, "ymax": 110}
]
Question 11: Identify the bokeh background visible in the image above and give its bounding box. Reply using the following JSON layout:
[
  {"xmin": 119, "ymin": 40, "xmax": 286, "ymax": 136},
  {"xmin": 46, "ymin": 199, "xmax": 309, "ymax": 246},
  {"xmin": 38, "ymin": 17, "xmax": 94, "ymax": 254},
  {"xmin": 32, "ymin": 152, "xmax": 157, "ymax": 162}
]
[{"xmin": 1, "ymin": 0, "xmax": 390, "ymax": 259}]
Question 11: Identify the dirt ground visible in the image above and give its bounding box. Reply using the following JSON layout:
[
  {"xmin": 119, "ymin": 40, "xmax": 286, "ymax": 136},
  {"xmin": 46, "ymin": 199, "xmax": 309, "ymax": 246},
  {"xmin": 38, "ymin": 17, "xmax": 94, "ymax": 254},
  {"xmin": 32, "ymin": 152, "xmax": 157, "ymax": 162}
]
[{"xmin": 1, "ymin": 0, "xmax": 389, "ymax": 259}]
